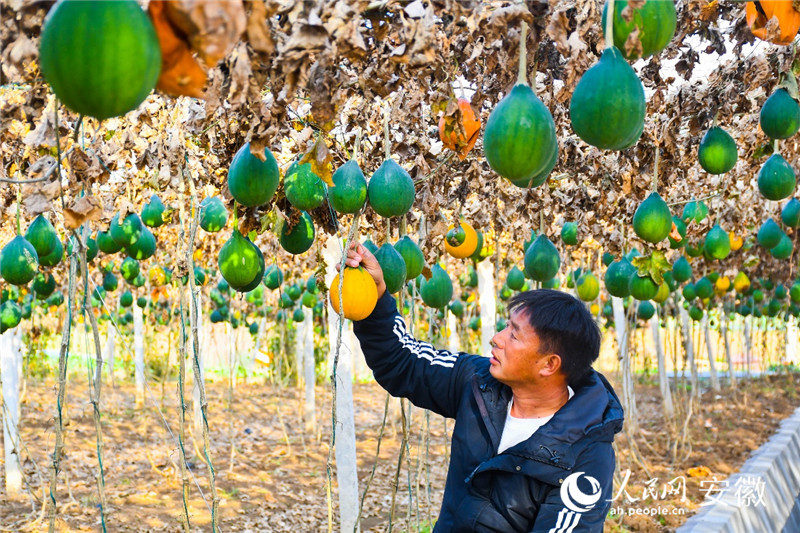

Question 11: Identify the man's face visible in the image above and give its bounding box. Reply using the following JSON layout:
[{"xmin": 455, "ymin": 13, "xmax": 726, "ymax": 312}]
[{"xmin": 489, "ymin": 309, "xmax": 554, "ymax": 387}]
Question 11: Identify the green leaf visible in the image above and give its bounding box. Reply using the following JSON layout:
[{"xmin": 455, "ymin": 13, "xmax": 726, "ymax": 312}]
[
  {"xmin": 631, "ymin": 250, "xmax": 671, "ymax": 285},
  {"xmin": 752, "ymin": 142, "xmax": 775, "ymax": 160},
  {"xmin": 259, "ymin": 209, "xmax": 278, "ymax": 235},
  {"xmin": 779, "ymin": 70, "xmax": 800, "ymax": 100},
  {"xmin": 742, "ymin": 255, "xmax": 760, "ymax": 269}
]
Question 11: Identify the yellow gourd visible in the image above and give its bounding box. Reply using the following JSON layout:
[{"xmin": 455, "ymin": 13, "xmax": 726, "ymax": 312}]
[{"xmin": 329, "ymin": 266, "xmax": 378, "ymax": 321}]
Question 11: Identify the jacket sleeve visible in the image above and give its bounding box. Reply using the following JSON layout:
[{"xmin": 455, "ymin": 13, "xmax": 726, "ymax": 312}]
[
  {"xmin": 528, "ymin": 443, "xmax": 616, "ymax": 533},
  {"xmin": 351, "ymin": 291, "xmax": 475, "ymax": 419}
]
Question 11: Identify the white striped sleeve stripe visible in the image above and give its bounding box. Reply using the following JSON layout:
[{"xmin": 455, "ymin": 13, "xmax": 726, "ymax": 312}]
[
  {"xmin": 391, "ymin": 316, "xmax": 458, "ymax": 368},
  {"xmin": 548, "ymin": 509, "xmax": 581, "ymax": 533}
]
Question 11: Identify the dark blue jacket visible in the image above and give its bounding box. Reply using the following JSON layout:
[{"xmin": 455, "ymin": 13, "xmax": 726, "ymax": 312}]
[{"xmin": 353, "ymin": 292, "xmax": 624, "ymax": 532}]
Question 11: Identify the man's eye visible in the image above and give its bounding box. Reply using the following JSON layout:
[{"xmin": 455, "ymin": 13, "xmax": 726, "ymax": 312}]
[{"xmin": 510, "ymin": 332, "xmax": 516, "ymax": 340}]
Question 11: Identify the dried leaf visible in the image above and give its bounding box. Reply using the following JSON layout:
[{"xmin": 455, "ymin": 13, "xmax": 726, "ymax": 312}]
[
  {"xmin": 23, "ymin": 194, "xmax": 54, "ymax": 217},
  {"xmin": 227, "ymin": 42, "xmax": 253, "ymax": 108},
  {"xmin": 26, "ymin": 156, "xmax": 56, "ymax": 180},
  {"xmin": 307, "ymin": 60, "xmax": 337, "ymax": 130},
  {"xmin": 164, "ymin": 0, "xmax": 246, "ymax": 66},
  {"xmin": 245, "ymin": 0, "xmax": 275, "ymax": 55},
  {"xmin": 63, "ymin": 196, "xmax": 104, "ymax": 230},
  {"xmin": 118, "ymin": 200, "xmax": 136, "ymax": 219},
  {"xmin": 298, "ymin": 136, "xmax": 333, "ymax": 186},
  {"xmin": 623, "ymin": 26, "xmax": 643, "ymax": 59}
]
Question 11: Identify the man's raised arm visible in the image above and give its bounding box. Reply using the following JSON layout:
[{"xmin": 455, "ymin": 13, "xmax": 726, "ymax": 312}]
[{"xmin": 342, "ymin": 243, "xmax": 474, "ymax": 419}]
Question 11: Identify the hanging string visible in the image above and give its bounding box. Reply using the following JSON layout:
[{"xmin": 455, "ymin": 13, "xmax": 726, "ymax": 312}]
[
  {"xmin": 326, "ymin": 205, "xmax": 365, "ymax": 533},
  {"xmin": 78, "ymin": 226, "xmax": 108, "ymax": 533},
  {"xmin": 183, "ymin": 162, "xmax": 220, "ymax": 532},
  {"xmin": 176, "ymin": 175, "xmax": 193, "ymax": 532},
  {"xmin": 86, "ymin": 278, "xmax": 215, "ymax": 520},
  {"xmin": 47, "ymin": 237, "xmax": 77, "ymax": 533}
]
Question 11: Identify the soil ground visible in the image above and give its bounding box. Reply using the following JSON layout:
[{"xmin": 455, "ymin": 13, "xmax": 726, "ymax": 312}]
[{"xmin": 1, "ymin": 371, "xmax": 799, "ymax": 532}]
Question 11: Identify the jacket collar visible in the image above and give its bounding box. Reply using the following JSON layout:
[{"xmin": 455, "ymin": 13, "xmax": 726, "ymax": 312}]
[{"xmin": 472, "ymin": 367, "xmax": 624, "ymax": 461}]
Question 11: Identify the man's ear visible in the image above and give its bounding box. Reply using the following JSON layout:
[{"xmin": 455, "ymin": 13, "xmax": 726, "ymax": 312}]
[{"xmin": 539, "ymin": 354, "xmax": 562, "ymax": 377}]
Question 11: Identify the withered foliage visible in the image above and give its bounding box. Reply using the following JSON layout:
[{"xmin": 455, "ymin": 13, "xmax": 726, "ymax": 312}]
[{"xmin": 0, "ymin": 0, "xmax": 797, "ymax": 283}]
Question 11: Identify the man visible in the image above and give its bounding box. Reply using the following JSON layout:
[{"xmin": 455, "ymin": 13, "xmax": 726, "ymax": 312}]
[{"xmin": 344, "ymin": 243, "xmax": 624, "ymax": 532}]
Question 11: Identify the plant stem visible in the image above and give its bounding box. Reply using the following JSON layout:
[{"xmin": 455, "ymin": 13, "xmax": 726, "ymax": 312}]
[
  {"xmin": 622, "ymin": 222, "xmax": 627, "ymax": 255},
  {"xmin": 326, "ymin": 206, "xmax": 364, "ymax": 532},
  {"xmin": 353, "ymin": 128, "xmax": 361, "ymax": 162},
  {"xmin": 16, "ymin": 186, "xmax": 21, "ymax": 236},
  {"xmin": 184, "ymin": 165, "xmax": 220, "ymax": 532},
  {"xmin": 79, "ymin": 229, "xmax": 108, "ymax": 533},
  {"xmin": 517, "ymin": 22, "xmax": 529, "ymax": 86},
  {"xmin": 48, "ymin": 247, "xmax": 77, "ymax": 532},
  {"xmin": 605, "ymin": 0, "xmax": 615, "ymax": 50},
  {"xmin": 176, "ymin": 178, "xmax": 192, "ymax": 532},
  {"xmin": 383, "ymin": 107, "xmax": 391, "ymax": 160},
  {"xmin": 652, "ymin": 146, "xmax": 660, "ymax": 193}
]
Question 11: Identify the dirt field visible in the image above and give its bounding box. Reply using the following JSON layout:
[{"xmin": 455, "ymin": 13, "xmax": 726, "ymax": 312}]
[{"xmin": 1, "ymin": 371, "xmax": 798, "ymax": 532}]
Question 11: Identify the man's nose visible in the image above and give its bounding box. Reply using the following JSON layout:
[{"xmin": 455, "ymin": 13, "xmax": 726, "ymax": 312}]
[{"xmin": 490, "ymin": 333, "xmax": 501, "ymax": 348}]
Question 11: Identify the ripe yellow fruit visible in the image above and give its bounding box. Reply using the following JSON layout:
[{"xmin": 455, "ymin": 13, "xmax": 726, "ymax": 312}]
[
  {"xmin": 715, "ymin": 276, "xmax": 731, "ymax": 294},
  {"xmin": 329, "ymin": 266, "xmax": 378, "ymax": 321},
  {"xmin": 733, "ymin": 271, "xmax": 750, "ymax": 293},
  {"xmin": 729, "ymin": 231, "xmax": 743, "ymax": 251},
  {"xmin": 444, "ymin": 221, "xmax": 479, "ymax": 259},
  {"xmin": 590, "ymin": 303, "xmax": 600, "ymax": 316}
]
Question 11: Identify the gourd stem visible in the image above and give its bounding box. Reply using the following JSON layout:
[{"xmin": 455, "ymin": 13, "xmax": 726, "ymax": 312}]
[
  {"xmin": 539, "ymin": 210, "xmax": 544, "ymax": 235},
  {"xmin": 622, "ymin": 222, "xmax": 627, "ymax": 256},
  {"xmin": 232, "ymin": 201, "xmax": 239, "ymax": 233},
  {"xmin": 517, "ymin": 22, "xmax": 529, "ymax": 86},
  {"xmin": 383, "ymin": 107, "xmax": 391, "ymax": 161},
  {"xmin": 353, "ymin": 128, "xmax": 361, "ymax": 163},
  {"xmin": 605, "ymin": 0, "xmax": 615, "ymax": 50},
  {"xmin": 775, "ymin": 139, "xmax": 779, "ymax": 154},
  {"xmin": 652, "ymin": 146, "xmax": 660, "ymax": 193},
  {"xmin": 16, "ymin": 186, "xmax": 21, "ymax": 236},
  {"xmin": 386, "ymin": 218, "xmax": 391, "ymax": 244},
  {"xmin": 399, "ymin": 215, "xmax": 407, "ymax": 237},
  {"xmin": 712, "ymin": 111, "xmax": 719, "ymax": 128}
]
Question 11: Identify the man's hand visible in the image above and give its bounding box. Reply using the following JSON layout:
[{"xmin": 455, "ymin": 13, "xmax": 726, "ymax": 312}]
[{"xmin": 338, "ymin": 241, "xmax": 387, "ymax": 299}]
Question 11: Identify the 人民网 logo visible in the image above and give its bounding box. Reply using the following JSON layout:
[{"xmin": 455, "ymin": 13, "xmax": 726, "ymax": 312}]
[
  {"xmin": 548, "ymin": 472, "xmax": 603, "ymax": 533},
  {"xmin": 561, "ymin": 471, "xmax": 602, "ymax": 513}
]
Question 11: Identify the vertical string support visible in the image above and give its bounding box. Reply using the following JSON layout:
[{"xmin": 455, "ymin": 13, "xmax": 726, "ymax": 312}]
[
  {"xmin": 78, "ymin": 227, "xmax": 108, "ymax": 533},
  {"xmin": 183, "ymin": 162, "xmax": 220, "ymax": 531},
  {"xmin": 176, "ymin": 175, "xmax": 192, "ymax": 532},
  {"xmin": 47, "ymin": 99, "xmax": 74, "ymax": 533},
  {"xmin": 326, "ymin": 208, "xmax": 364, "ymax": 533},
  {"xmin": 47, "ymin": 242, "xmax": 77, "ymax": 532}
]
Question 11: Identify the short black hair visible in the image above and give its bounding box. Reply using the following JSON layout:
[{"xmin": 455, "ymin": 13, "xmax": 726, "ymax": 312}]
[{"xmin": 507, "ymin": 289, "xmax": 600, "ymax": 386}]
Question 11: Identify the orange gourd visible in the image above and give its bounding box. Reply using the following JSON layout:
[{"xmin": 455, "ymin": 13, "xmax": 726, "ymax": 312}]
[
  {"xmin": 329, "ymin": 266, "xmax": 378, "ymax": 321},
  {"xmin": 149, "ymin": 0, "xmax": 207, "ymax": 98},
  {"xmin": 746, "ymin": 1, "xmax": 800, "ymax": 45},
  {"xmin": 444, "ymin": 221, "xmax": 479, "ymax": 259},
  {"xmin": 438, "ymin": 98, "xmax": 481, "ymax": 160},
  {"xmin": 729, "ymin": 231, "xmax": 743, "ymax": 251}
]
